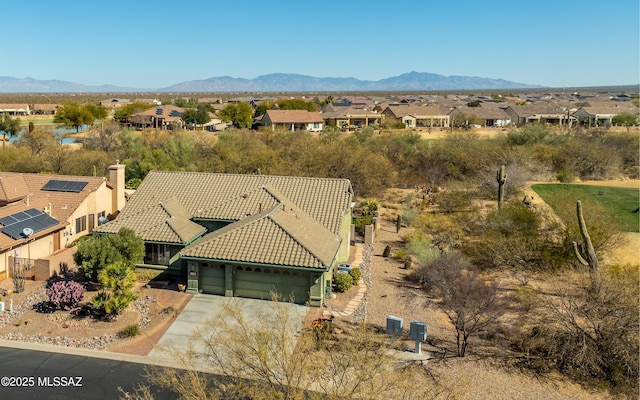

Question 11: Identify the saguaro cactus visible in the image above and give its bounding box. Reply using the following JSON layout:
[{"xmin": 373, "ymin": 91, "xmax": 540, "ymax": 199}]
[
  {"xmin": 396, "ymin": 214, "xmax": 402, "ymax": 233},
  {"xmin": 572, "ymin": 200, "xmax": 600, "ymax": 289},
  {"xmin": 496, "ymin": 165, "xmax": 507, "ymax": 209}
]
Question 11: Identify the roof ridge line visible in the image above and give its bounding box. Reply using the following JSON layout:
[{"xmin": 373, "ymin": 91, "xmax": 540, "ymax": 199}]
[{"xmin": 267, "ymin": 214, "xmax": 327, "ymax": 267}]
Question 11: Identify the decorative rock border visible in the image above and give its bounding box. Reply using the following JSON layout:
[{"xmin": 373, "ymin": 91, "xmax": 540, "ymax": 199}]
[{"xmin": 0, "ymin": 284, "xmax": 156, "ymax": 350}]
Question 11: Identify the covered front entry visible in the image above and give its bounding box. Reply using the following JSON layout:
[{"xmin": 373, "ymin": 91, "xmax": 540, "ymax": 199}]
[{"xmin": 234, "ymin": 266, "xmax": 309, "ymax": 304}]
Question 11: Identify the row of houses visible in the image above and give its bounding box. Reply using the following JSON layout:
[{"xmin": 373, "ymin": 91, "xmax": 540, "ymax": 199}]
[
  {"xmin": 2, "ymin": 92, "xmax": 637, "ymax": 132},
  {"xmin": 118, "ymin": 98, "xmax": 637, "ymax": 133}
]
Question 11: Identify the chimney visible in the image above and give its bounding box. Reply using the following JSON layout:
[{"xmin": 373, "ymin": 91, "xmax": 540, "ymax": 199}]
[{"xmin": 108, "ymin": 160, "xmax": 126, "ymax": 213}]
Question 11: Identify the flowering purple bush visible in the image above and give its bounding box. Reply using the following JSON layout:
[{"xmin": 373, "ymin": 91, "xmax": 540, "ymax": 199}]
[{"xmin": 46, "ymin": 280, "xmax": 85, "ymax": 310}]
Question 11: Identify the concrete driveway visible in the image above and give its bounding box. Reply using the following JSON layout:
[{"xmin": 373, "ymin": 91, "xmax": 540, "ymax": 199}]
[{"xmin": 148, "ymin": 295, "xmax": 308, "ymax": 362}]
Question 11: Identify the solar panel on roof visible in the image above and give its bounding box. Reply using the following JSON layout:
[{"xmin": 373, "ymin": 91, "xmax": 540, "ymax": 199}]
[
  {"xmin": 169, "ymin": 110, "xmax": 180, "ymax": 117},
  {"xmin": 156, "ymin": 108, "xmax": 163, "ymax": 115},
  {"xmin": 42, "ymin": 179, "xmax": 88, "ymax": 193},
  {"xmin": 0, "ymin": 208, "xmax": 59, "ymax": 240}
]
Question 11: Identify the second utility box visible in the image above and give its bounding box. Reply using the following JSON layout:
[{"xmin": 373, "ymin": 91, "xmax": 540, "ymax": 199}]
[{"xmin": 386, "ymin": 315, "xmax": 403, "ymax": 338}]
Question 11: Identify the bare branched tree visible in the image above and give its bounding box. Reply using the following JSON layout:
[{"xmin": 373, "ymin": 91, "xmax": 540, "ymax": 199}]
[
  {"xmin": 121, "ymin": 296, "xmax": 450, "ymax": 399},
  {"xmin": 421, "ymin": 252, "xmax": 506, "ymax": 357}
]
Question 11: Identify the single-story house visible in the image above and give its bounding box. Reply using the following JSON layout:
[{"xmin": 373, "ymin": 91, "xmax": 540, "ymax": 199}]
[
  {"xmin": 503, "ymin": 102, "xmax": 574, "ymax": 126},
  {"xmin": 0, "ymin": 104, "xmax": 30, "ymax": 116},
  {"xmin": 381, "ymin": 104, "xmax": 452, "ymax": 128},
  {"xmin": 450, "ymin": 105, "xmax": 512, "ymax": 128},
  {"xmin": 259, "ymin": 110, "xmax": 324, "ymax": 132},
  {"xmin": 129, "ymin": 105, "xmax": 185, "ymax": 130},
  {"xmin": 0, "ymin": 162, "xmax": 126, "ymax": 281},
  {"xmin": 573, "ymin": 101, "xmax": 639, "ymax": 126},
  {"xmin": 322, "ymin": 105, "xmax": 383, "ymax": 129},
  {"xmin": 31, "ymin": 104, "xmax": 59, "ymax": 115},
  {"xmin": 93, "ymin": 171, "xmax": 354, "ymax": 306}
]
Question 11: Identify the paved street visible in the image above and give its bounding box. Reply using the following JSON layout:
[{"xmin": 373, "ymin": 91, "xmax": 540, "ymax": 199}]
[
  {"xmin": 0, "ymin": 294, "xmax": 308, "ymax": 399},
  {"xmin": 0, "ymin": 343, "xmax": 176, "ymax": 400}
]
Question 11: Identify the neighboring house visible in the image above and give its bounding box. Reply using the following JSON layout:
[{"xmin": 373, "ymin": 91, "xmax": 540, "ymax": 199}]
[
  {"xmin": 322, "ymin": 105, "xmax": 383, "ymax": 129},
  {"xmin": 197, "ymin": 97, "xmax": 222, "ymax": 105},
  {"xmin": 31, "ymin": 104, "xmax": 58, "ymax": 115},
  {"xmin": 503, "ymin": 102, "xmax": 574, "ymax": 126},
  {"xmin": 259, "ymin": 110, "xmax": 324, "ymax": 131},
  {"xmin": 203, "ymin": 112, "xmax": 225, "ymax": 131},
  {"xmin": 573, "ymin": 101, "xmax": 639, "ymax": 126},
  {"xmin": 450, "ymin": 105, "xmax": 512, "ymax": 128},
  {"xmin": 129, "ymin": 105, "xmax": 185, "ymax": 130},
  {"xmin": 99, "ymin": 98, "xmax": 132, "ymax": 111},
  {"xmin": 93, "ymin": 171, "xmax": 354, "ymax": 306},
  {"xmin": 0, "ymin": 162, "xmax": 126, "ymax": 281},
  {"xmin": 133, "ymin": 98, "xmax": 162, "ymax": 106},
  {"xmin": 335, "ymin": 97, "xmax": 376, "ymax": 108},
  {"xmin": 382, "ymin": 104, "xmax": 452, "ymax": 128},
  {"xmin": 610, "ymin": 94, "xmax": 633, "ymax": 102},
  {"xmin": 0, "ymin": 104, "xmax": 30, "ymax": 116}
]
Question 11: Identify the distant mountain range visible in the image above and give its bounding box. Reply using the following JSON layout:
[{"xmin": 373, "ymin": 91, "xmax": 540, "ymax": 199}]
[{"xmin": 0, "ymin": 72, "xmax": 542, "ymax": 93}]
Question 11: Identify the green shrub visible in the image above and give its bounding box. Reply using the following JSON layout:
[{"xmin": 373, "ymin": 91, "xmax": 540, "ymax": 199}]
[
  {"xmin": 393, "ymin": 249, "xmax": 407, "ymax": 260},
  {"xmin": 436, "ymin": 190, "xmax": 473, "ymax": 213},
  {"xmin": 91, "ymin": 261, "xmax": 138, "ymax": 317},
  {"xmin": 353, "ymin": 215, "xmax": 373, "ymax": 236},
  {"xmin": 120, "ymin": 324, "xmax": 140, "ymax": 338},
  {"xmin": 334, "ymin": 273, "xmax": 353, "ymax": 292},
  {"xmin": 350, "ymin": 267, "xmax": 361, "ymax": 283}
]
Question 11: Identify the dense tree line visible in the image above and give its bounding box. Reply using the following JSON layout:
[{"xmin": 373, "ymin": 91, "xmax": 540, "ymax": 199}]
[{"xmin": 1, "ymin": 123, "xmax": 638, "ymax": 197}]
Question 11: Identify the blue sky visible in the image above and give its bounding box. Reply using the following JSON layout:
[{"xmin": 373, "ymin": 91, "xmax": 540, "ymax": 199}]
[{"xmin": 3, "ymin": 0, "xmax": 639, "ymax": 88}]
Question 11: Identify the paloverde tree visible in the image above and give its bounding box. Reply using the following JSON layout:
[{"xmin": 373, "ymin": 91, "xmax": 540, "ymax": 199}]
[
  {"xmin": 54, "ymin": 102, "xmax": 95, "ymax": 132},
  {"xmin": 218, "ymin": 102, "xmax": 254, "ymax": 128},
  {"xmin": 84, "ymin": 103, "xmax": 108, "ymax": 121},
  {"xmin": 277, "ymin": 98, "xmax": 317, "ymax": 111},
  {"xmin": 612, "ymin": 111, "xmax": 639, "ymax": 131},
  {"xmin": 181, "ymin": 105, "xmax": 211, "ymax": 130},
  {"xmin": 0, "ymin": 112, "xmax": 21, "ymax": 148}
]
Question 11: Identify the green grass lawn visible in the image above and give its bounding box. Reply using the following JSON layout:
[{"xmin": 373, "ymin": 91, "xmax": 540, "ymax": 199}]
[
  {"xmin": 531, "ymin": 184, "xmax": 640, "ymax": 233},
  {"xmin": 20, "ymin": 117, "xmax": 55, "ymax": 125}
]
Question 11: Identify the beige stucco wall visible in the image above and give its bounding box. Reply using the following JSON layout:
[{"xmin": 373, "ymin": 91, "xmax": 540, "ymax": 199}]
[
  {"xmin": 34, "ymin": 246, "xmax": 77, "ymax": 281},
  {"xmin": 61, "ymin": 182, "xmax": 112, "ymax": 247}
]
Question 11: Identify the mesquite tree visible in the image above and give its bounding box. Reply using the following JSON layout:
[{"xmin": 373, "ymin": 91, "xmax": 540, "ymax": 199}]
[{"xmin": 496, "ymin": 165, "xmax": 507, "ymax": 209}]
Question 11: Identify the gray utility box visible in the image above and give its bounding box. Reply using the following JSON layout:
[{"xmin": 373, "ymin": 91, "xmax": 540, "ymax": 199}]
[
  {"xmin": 409, "ymin": 321, "xmax": 427, "ymax": 341},
  {"xmin": 386, "ymin": 315, "xmax": 403, "ymax": 337}
]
